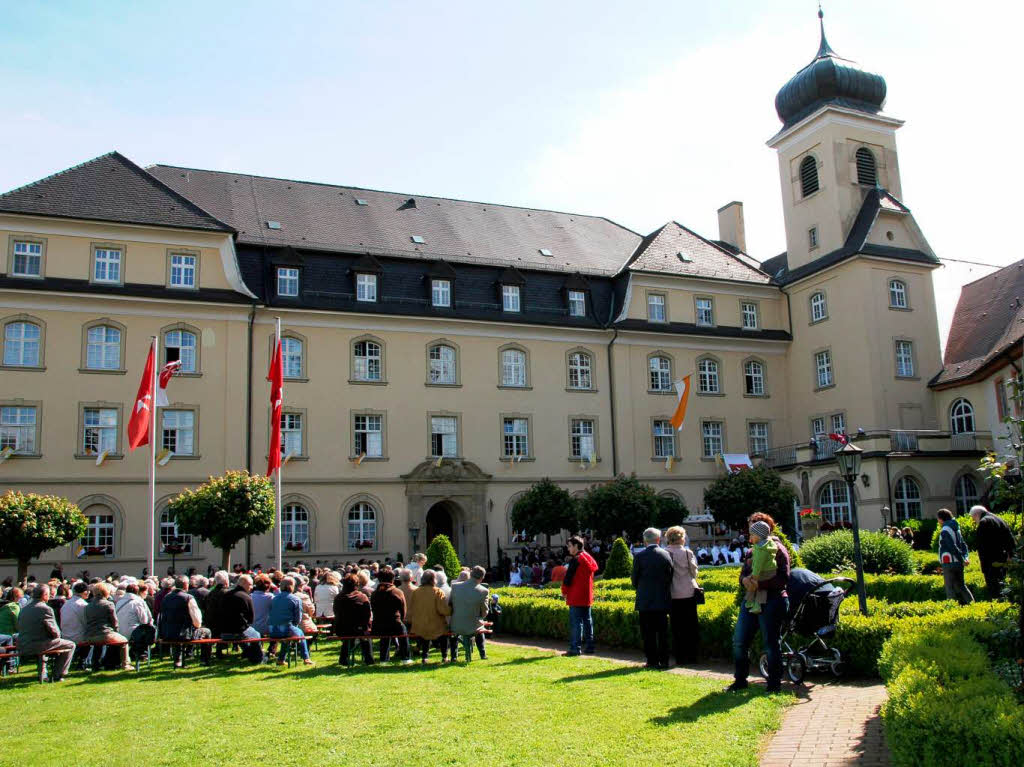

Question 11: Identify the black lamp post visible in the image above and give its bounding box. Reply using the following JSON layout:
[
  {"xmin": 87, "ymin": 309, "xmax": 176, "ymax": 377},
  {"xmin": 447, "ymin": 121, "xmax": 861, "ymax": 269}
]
[
  {"xmin": 835, "ymin": 441, "xmax": 869, "ymax": 615},
  {"xmin": 409, "ymin": 526, "xmax": 420, "ymax": 556}
]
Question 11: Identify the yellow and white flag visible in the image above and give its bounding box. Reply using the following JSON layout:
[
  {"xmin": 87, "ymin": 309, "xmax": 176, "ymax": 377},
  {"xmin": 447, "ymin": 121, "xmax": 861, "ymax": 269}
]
[
  {"xmin": 0, "ymin": 446, "xmax": 14, "ymax": 463},
  {"xmin": 435, "ymin": 455, "xmax": 444, "ymax": 468},
  {"xmin": 157, "ymin": 448, "xmax": 173, "ymax": 466},
  {"xmin": 665, "ymin": 454, "xmax": 674, "ymax": 471},
  {"xmin": 670, "ymin": 375, "xmax": 692, "ymax": 431},
  {"xmin": 355, "ymin": 452, "xmax": 367, "ymax": 466},
  {"xmin": 95, "ymin": 449, "xmax": 109, "ymax": 467}
]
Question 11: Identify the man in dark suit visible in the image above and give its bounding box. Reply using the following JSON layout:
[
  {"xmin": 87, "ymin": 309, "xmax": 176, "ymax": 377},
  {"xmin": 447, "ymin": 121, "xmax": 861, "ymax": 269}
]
[
  {"xmin": 970, "ymin": 505, "xmax": 1017, "ymax": 599},
  {"xmin": 631, "ymin": 527, "xmax": 673, "ymax": 669},
  {"xmin": 219, "ymin": 575, "xmax": 264, "ymax": 664},
  {"xmin": 18, "ymin": 584, "xmax": 76, "ymax": 682}
]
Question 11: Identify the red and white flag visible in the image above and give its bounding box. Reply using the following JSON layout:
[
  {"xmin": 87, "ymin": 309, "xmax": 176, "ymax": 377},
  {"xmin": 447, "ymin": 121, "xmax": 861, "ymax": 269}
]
[
  {"xmin": 155, "ymin": 360, "xmax": 182, "ymax": 407},
  {"xmin": 267, "ymin": 338, "xmax": 283, "ymax": 476},
  {"xmin": 127, "ymin": 345, "xmax": 156, "ymax": 450}
]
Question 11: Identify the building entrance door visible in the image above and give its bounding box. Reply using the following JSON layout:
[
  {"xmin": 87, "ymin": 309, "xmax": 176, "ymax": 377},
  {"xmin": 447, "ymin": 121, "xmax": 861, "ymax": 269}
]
[{"xmin": 426, "ymin": 501, "xmax": 457, "ymax": 550}]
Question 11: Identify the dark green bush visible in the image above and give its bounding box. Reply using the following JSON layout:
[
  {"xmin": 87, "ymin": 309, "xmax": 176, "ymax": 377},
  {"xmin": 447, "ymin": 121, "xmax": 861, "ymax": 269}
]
[
  {"xmin": 424, "ymin": 534, "xmax": 461, "ymax": 580},
  {"xmin": 928, "ymin": 511, "xmax": 1020, "ymax": 551},
  {"xmin": 603, "ymin": 537, "xmax": 633, "ymax": 579},
  {"xmin": 800, "ymin": 530, "xmax": 913, "ymax": 575},
  {"xmin": 901, "ymin": 518, "xmax": 937, "ymax": 550}
]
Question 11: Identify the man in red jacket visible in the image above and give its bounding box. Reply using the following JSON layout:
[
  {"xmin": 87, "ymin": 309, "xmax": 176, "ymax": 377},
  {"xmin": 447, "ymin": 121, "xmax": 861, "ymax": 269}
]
[{"xmin": 561, "ymin": 536, "xmax": 598, "ymax": 656}]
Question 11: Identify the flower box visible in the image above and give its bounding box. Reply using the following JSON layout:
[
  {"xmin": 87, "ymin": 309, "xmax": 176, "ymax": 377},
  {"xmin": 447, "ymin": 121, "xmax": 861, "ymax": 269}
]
[{"xmin": 285, "ymin": 542, "xmax": 305, "ymax": 552}]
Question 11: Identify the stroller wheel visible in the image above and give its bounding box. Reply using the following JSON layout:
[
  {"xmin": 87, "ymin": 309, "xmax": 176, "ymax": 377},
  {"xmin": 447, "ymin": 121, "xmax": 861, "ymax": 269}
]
[
  {"xmin": 830, "ymin": 660, "xmax": 844, "ymax": 677},
  {"xmin": 786, "ymin": 653, "xmax": 807, "ymax": 684},
  {"xmin": 757, "ymin": 652, "xmax": 772, "ymax": 680}
]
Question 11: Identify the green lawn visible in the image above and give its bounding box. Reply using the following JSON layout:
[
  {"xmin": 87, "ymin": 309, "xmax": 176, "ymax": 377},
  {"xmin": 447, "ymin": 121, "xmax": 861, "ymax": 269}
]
[{"xmin": 1, "ymin": 643, "xmax": 789, "ymax": 767}]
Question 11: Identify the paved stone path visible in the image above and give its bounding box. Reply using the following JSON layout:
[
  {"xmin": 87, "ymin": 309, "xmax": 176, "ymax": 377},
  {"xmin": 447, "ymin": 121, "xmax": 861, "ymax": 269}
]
[{"xmin": 490, "ymin": 638, "xmax": 890, "ymax": 767}]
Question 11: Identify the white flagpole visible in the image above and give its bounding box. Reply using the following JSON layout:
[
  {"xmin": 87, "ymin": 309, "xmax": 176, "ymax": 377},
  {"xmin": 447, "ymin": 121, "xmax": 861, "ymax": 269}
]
[
  {"xmin": 275, "ymin": 317, "xmax": 283, "ymax": 573},
  {"xmin": 147, "ymin": 335, "xmax": 158, "ymax": 579}
]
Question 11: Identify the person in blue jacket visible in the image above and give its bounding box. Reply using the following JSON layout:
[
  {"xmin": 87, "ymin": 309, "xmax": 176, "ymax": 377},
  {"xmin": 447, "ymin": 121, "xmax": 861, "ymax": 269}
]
[{"xmin": 937, "ymin": 508, "xmax": 973, "ymax": 605}]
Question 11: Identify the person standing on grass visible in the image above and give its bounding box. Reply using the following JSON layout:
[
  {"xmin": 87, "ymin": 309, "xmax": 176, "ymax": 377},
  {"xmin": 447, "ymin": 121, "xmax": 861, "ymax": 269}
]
[
  {"xmin": 937, "ymin": 508, "xmax": 974, "ymax": 605},
  {"xmin": 632, "ymin": 527, "xmax": 673, "ymax": 669},
  {"xmin": 561, "ymin": 536, "xmax": 598, "ymax": 656},
  {"xmin": 665, "ymin": 526, "xmax": 701, "ymax": 665},
  {"xmin": 450, "ymin": 565, "xmax": 490, "ymax": 662},
  {"xmin": 970, "ymin": 505, "xmax": 1017, "ymax": 599}
]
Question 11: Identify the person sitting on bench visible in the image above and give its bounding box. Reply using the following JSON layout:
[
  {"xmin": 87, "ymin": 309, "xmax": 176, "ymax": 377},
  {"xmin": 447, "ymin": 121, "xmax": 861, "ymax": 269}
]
[
  {"xmin": 158, "ymin": 575, "xmax": 212, "ymax": 667},
  {"xmin": 267, "ymin": 577, "xmax": 314, "ymax": 667},
  {"xmin": 84, "ymin": 583, "xmax": 132, "ymax": 671},
  {"xmin": 18, "ymin": 584, "xmax": 75, "ymax": 683}
]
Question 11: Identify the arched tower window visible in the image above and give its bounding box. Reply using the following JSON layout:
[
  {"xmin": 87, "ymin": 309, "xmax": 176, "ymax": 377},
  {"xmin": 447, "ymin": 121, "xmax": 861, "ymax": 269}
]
[
  {"xmin": 800, "ymin": 155, "xmax": 819, "ymax": 197},
  {"xmin": 855, "ymin": 147, "xmax": 877, "ymax": 186}
]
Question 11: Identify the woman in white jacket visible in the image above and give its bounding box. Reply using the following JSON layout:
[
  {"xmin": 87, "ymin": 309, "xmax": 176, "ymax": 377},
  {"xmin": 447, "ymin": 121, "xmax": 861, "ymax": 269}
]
[
  {"xmin": 313, "ymin": 572, "xmax": 341, "ymax": 619},
  {"xmin": 665, "ymin": 526, "xmax": 701, "ymax": 666}
]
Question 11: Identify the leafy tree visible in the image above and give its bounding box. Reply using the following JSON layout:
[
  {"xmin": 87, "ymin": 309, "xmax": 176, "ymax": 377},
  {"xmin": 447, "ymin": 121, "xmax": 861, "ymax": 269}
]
[
  {"xmin": 168, "ymin": 470, "xmax": 275, "ymax": 570},
  {"xmin": 511, "ymin": 478, "xmax": 578, "ymax": 545},
  {"xmin": 0, "ymin": 491, "xmax": 87, "ymax": 583},
  {"xmin": 579, "ymin": 474, "xmax": 661, "ymax": 542},
  {"xmin": 654, "ymin": 493, "xmax": 690, "ymax": 530},
  {"xmin": 425, "ymin": 533, "xmax": 461, "ymax": 580},
  {"xmin": 703, "ymin": 465, "xmax": 798, "ymax": 534},
  {"xmin": 603, "ymin": 537, "xmax": 633, "ymax": 579}
]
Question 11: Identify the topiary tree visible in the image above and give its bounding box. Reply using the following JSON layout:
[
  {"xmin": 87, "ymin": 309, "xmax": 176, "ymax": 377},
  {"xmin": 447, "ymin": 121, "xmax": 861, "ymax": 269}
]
[
  {"xmin": 511, "ymin": 478, "xmax": 578, "ymax": 545},
  {"xmin": 0, "ymin": 491, "xmax": 87, "ymax": 583},
  {"xmin": 425, "ymin": 533, "xmax": 461, "ymax": 580},
  {"xmin": 799, "ymin": 529, "xmax": 914, "ymax": 575},
  {"xmin": 603, "ymin": 537, "xmax": 633, "ymax": 579},
  {"xmin": 654, "ymin": 493, "xmax": 690, "ymax": 530},
  {"xmin": 168, "ymin": 470, "xmax": 275, "ymax": 570},
  {"xmin": 703, "ymin": 465, "xmax": 798, "ymax": 535},
  {"xmin": 579, "ymin": 474, "xmax": 660, "ymax": 542}
]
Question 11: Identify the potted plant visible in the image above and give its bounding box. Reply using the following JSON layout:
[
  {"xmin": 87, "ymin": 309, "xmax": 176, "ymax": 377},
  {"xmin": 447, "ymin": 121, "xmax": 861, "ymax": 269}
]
[
  {"xmin": 799, "ymin": 508, "xmax": 822, "ymax": 540},
  {"xmin": 285, "ymin": 541, "xmax": 304, "ymax": 552},
  {"xmin": 84, "ymin": 545, "xmax": 109, "ymax": 557}
]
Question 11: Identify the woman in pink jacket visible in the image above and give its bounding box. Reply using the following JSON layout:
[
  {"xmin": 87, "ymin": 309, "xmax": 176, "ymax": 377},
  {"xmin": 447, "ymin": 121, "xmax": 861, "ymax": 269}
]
[{"xmin": 665, "ymin": 526, "xmax": 701, "ymax": 665}]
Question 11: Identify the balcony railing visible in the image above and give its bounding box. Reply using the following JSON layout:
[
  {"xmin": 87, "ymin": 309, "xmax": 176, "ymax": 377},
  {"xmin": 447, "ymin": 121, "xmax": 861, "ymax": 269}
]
[
  {"xmin": 950, "ymin": 432, "xmax": 979, "ymax": 451},
  {"xmin": 760, "ymin": 445, "xmax": 798, "ymax": 468},
  {"xmin": 889, "ymin": 431, "xmax": 919, "ymax": 452}
]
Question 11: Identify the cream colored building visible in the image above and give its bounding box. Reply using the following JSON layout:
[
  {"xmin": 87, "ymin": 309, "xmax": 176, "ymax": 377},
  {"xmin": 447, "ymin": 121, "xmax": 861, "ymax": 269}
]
[{"xmin": 0, "ymin": 20, "xmax": 991, "ymax": 578}]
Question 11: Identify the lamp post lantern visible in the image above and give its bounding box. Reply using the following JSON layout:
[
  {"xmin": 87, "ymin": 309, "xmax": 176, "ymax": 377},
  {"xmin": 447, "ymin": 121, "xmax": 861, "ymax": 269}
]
[{"xmin": 835, "ymin": 441, "xmax": 869, "ymax": 615}]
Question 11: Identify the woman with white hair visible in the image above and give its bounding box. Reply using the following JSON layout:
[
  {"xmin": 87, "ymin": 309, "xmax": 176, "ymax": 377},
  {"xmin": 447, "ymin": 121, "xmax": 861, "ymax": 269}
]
[
  {"xmin": 665, "ymin": 525, "xmax": 701, "ymax": 665},
  {"xmin": 357, "ymin": 570, "xmax": 375, "ymax": 598},
  {"xmin": 314, "ymin": 572, "xmax": 341, "ymax": 619}
]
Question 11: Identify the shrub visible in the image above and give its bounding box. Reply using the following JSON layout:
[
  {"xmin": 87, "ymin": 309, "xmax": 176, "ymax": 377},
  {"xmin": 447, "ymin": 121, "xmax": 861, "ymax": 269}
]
[
  {"xmin": 0, "ymin": 491, "xmax": 87, "ymax": 583},
  {"xmin": 603, "ymin": 537, "xmax": 633, "ymax": 579},
  {"xmin": 800, "ymin": 529, "xmax": 913, "ymax": 575},
  {"xmin": 774, "ymin": 529, "xmax": 802, "ymax": 569},
  {"xmin": 928, "ymin": 511, "xmax": 1019, "ymax": 551},
  {"xmin": 901, "ymin": 518, "xmax": 937, "ymax": 550},
  {"xmin": 425, "ymin": 534, "xmax": 461, "ymax": 580}
]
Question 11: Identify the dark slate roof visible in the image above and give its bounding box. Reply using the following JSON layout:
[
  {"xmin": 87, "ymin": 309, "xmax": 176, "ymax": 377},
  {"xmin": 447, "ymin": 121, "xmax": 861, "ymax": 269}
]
[
  {"xmin": 0, "ymin": 152, "xmax": 233, "ymax": 233},
  {"xmin": 613, "ymin": 318, "xmax": 791, "ymax": 341},
  {"xmin": 147, "ymin": 165, "xmax": 641, "ymax": 277},
  {"xmin": 767, "ymin": 188, "xmax": 937, "ymax": 286},
  {"xmin": 930, "ymin": 259, "xmax": 1024, "ymax": 388},
  {"xmin": 0, "ymin": 275, "xmax": 251, "ymax": 305},
  {"xmin": 623, "ymin": 222, "xmax": 770, "ymax": 284}
]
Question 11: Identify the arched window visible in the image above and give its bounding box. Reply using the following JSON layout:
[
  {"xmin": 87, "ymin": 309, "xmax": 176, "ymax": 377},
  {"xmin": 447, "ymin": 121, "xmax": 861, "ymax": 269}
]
[
  {"xmin": 818, "ymin": 480, "xmax": 851, "ymax": 525},
  {"xmin": 567, "ymin": 351, "xmax": 592, "ymax": 390},
  {"xmin": 353, "ymin": 339, "xmax": 382, "ymax": 382},
  {"xmin": 159, "ymin": 508, "xmax": 192, "ymax": 554},
  {"xmin": 86, "ymin": 325, "xmax": 122, "ymax": 370},
  {"xmin": 950, "ymin": 399, "xmax": 975, "ymax": 434},
  {"xmin": 283, "ymin": 504, "xmax": 310, "ymax": 552},
  {"xmin": 697, "ymin": 358, "xmax": 720, "ymax": 394},
  {"xmin": 3, "ymin": 320, "xmax": 41, "ymax": 367},
  {"xmin": 855, "ymin": 147, "xmax": 877, "ymax": 186},
  {"xmin": 800, "ymin": 155, "xmax": 819, "ymax": 197},
  {"xmin": 428, "ymin": 344, "xmax": 456, "ymax": 385},
  {"xmin": 501, "ymin": 348, "xmax": 527, "ymax": 387},
  {"xmin": 893, "ymin": 476, "xmax": 922, "ymax": 520},
  {"xmin": 889, "ymin": 279, "xmax": 908, "ymax": 309},
  {"xmin": 81, "ymin": 511, "xmax": 115, "ymax": 556},
  {"xmin": 810, "ymin": 292, "xmax": 828, "ymax": 322},
  {"xmin": 282, "ymin": 336, "xmax": 303, "ymax": 379},
  {"xmin": 347, "ymin": 501, "xmax": 377, "ymax": 551},
  {"xmin": 164, "ymin": 328, "xmax": 197, "ymax": 373},
  {"xmin": 649, "ymin": 355, "xmax": 671, "ymax": 392},
  {"xmin": 744, "ymin": 360, "xmax": 765, "ymax": 396},
  {"xmin": 954, "ymin": 474, "xmax": 979, "ymax": 516}
]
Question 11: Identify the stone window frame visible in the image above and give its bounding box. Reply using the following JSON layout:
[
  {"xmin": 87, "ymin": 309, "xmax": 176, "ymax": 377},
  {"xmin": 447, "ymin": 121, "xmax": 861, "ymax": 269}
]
[
  {"xmin": 891, "ymin": 470, "xmax": 927, "ymax": 521},
  {"xmin": 89, "ymin": 241, "xmax": 127, "ymax": 286},
  {"xmin": 0, "ymin": 313, "xmax": 46, "ymax": 371},
  {"xmin": 80, "ymin": 318, "xmax": 128, "ymax": 375},
  {"xmin": 268, "ymin": 405, "xmax": 308, "ymax": 461},
  {"xmin": 160, "ymin": 322, "xmax": 203, "ymax": 377},
  {"xmin": 340, "ymin": 492, "xmax": 385, "ymax": 552},
  {"xmin": 497, "ymin": 343, "xmax": 532, "ymax": 389},
  {"xmin": 155, "ymin": 498, "xmax": 196, "ymax": 559},
  {"xmin": 271, "ymin": 329, "xmax": 309, "ymax": 382},
  {"xmin": 695, "ymin": 354, "xmax": 724, "ymax": 396},
  {"xmin": 645, "ymin": 290, "xmax": 669, "ymax": 323},
  {"xmin": 6, "ymin": 234, "xmax": 47, "ymax": 280},
  {"xmin": 813, "ymin": 346, "xmax": 835, "ymax": 391},
  {"xmin": 809, "ymin": 290, "xmax": 829, "ymax": 324},
  {"xmin": 160, "ymin": 403, "xmax": 202, "ymax": 460},
  {"xmin": 498, "ymin": 411, "xmax": 535, "ymax": 462},
  {"xmin": 349, "ymin": 333, "xmax": 387, "ymax": 385},
  {"xmin": 76, "ymin": 495, "xmax": 125, "ymax": 559},
  {"xmin": 0, "ymin": 398, "xmax": 43, "ymax": 457},
  {"xmin": 797, "ymin": 152, "xmax": 822, "ymax": 201},
  {"xmin": 646, "ymin": 350, "xmax": 675, "ymax": 395},
  {"xmin": 741, "ymin": 355, "xmax": 769, "ymax": 398},
  {"xmin": 565, "ymin": 346, "xmax": 598, "ymax": 392},
  {"xmin": 427, "ymin": 410, "xmax": 463, "ymax": 460},
  {"xmin": 280, "ymin": 495, "xmax": 318, "ymax": 553},
  {"xmin": 350, "ymin": 408, "xmax": 388, "ymax": 462},
  {"xmin": 567, "ymin": 413, "xmax": 600, "ymax": 463},
  {"xmin": 893, "ymin": 337, "xmax": 919, "ymax": 380},
  {"xmin": 888, "ymin": 277, "xmax": 912, "ymax": 311},
  {"xmin": 740, "ymin": 299, "xmax": 760, "ymax": 330},
  {"xmin": 699, "ymin": 418, "xmax": 726, "ymax": 461},
  {"xmin": 165, "ymin": 248, "xmax": 201, "ymax": 291},
  {"xmin": 694, "ymin": 295, "xmax": 716, "ymax": 327},
  {"xmin": 650, "ymin": 416, "xmax": 678, "ymax": 462},
  {"xmin": 75, "ymin": 400, "xmax": 125, "ymax": 460},
  {"xmin": 746, "ymin": 419, "xmax": 772, "ymax": 456},
  {"xmin": 424, "ymin": 338, "xmax": 462, "ymax": 387}
]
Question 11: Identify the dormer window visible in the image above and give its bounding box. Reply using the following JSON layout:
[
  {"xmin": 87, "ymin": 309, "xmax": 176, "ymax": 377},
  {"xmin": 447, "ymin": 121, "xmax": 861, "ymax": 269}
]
[
  {"xmin": 357, "ymin": 273, "xmax": 377, "ymax": 302},
  {"xmin": 855, "ymin": 147, "xmax": 877, "ymax": 186},
  {"xmin": 800, "ymin": 155, "xmax": 819, "ymax": 198},
  {"xmin": 432, "ymin": 279, "xmax": 451, "ymax": 307},
  {"xmin": 277, "ymin": 267, "xmax": 299, "ymax": 297},
  {"xmin": 568, "ymin": 290, "xmax": 585, "ymax": 317},
  {"xmin": 502, "ymin": 285, "xmax": 521, "ymax": 312}
]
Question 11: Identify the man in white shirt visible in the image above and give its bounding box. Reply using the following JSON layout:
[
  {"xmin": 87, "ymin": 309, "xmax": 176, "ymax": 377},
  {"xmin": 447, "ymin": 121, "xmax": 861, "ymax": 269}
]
[
  {"xmin": 115, "ymin": 582, "xmax": 153, "ymax": 640},
  {"xmin": 59, "ymin": 582, "xmax": 89, "ymax": 644},
  {"xmin": 406, "ymin": 553, "xmax": 427, "ymax": 586}
]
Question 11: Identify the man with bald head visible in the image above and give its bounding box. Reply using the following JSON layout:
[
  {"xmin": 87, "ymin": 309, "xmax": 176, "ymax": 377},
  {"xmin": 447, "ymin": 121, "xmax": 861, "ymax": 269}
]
[
  {"xmin": 18, "ymin": 584, "xmax": 76, "ymax": 682},
  {"xmin": 632, "ymin": 527, "xmax": 673, "ymax": 669}
]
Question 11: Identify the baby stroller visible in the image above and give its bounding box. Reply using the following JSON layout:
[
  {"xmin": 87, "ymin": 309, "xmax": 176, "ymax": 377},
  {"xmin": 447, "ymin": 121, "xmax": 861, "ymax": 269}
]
[{"xmin": 758, "ymin": 568, "xmax": 854, "ymax": 683}]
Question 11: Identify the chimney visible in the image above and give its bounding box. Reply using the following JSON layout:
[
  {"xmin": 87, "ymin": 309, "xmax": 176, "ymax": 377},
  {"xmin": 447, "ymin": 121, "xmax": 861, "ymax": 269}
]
[{"xmin": 717, "ymin": 201, "xmax": 746, "ymax": 253}]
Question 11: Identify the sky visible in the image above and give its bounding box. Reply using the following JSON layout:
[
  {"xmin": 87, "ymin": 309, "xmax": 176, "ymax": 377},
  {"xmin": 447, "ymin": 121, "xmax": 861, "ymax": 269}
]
[{"xmin": 1, "ymin": 1, "xmax": 1020, "ymax": 351}]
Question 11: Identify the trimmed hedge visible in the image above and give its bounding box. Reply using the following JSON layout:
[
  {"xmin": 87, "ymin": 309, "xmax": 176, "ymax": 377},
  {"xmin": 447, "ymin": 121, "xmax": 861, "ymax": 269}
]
[
  {"xmin": 928, "ymin": 511, "xmax": 1020, "ymax": 551},
  {"xmin": 799, "ymin": 530, "xmax": 914, "ymax": 575},
  {"xmin": 603, "ymin": 537, "xmax": 633, "ymax": 579}
]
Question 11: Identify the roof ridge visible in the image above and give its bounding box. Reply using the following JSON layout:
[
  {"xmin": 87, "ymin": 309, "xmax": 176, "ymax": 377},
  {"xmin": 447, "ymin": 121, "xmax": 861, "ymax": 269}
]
[
  {"xmin": 668, "ymin": 220, "xmax": 771, "ymax": 278},
  {"xmin": 0, "ymin": 151, "xmax": 119, "ymax": 198},
  {"xmin": 959, "ymin": 258, "xmax": 1024, "ymax": 289}
]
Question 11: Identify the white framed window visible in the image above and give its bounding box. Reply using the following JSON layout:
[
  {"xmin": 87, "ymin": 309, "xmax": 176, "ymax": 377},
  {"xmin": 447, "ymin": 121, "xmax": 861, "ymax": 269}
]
[
  {"xmin": 283, "ymin": 504, "xmax": 309, "ymax": 551},
  {"xmin": 647, "ymin": 294, "xmax": 666, "ymax": 322},
  {"xmin": 818, "ymin": 481, "xmax": 851, "ymax": 524},
  {"xmin": 83, "ymin": 407, "xmax": 117, "ymax": 455},
  {"xmin": 501, "ymin": 349, "xmax": 527, "ymax": 387},
  {"xmin": 893, "ymin": 476, "xmax": 922, "ymax": 520},
  {"xmin": 568, "ymin": 351, "xmax": 592, "ymax": 390},
  {"xmin": 277, "ymin": 267, "xmax": 299, "ymax": 297},
  {"xmin": 82, "ymin": 514, "xmax": 114, "ymax": 556},
  {"xmin": 353, "ymin": 414, "xmax": 383, "ymax": 458},
  {"xmin": 570, "ymin": 418, "xmax": 595, "ymax": 459},
  {"xmin": 748, "ymin": 422, "xmax": 769, "ymax": 455},
  {"xmin": 12, "ymin": 241, "xmax": 42, "ymax": 277},
  {"xmin": 353, "ymin": 340, "xmax": 382, "ymax": 381},
  {"xmin": 831, "ymin": 413, "xmax": 846, "ymax": 434},
  {"xmin": 741, "ymin": 302, "xmax": 758, "ymax": 330},
  {"xmin": 428, "ymin": 344, "xmax": 456, "ymax": 385},
  {"xmin": 0, "ymin": 406, "xmax": 37, "ymax": 454},
  {"xmin": 432, "ymin": 279, "xmax": 451, "ymax": 307},
  {"xmin": 950, "ymin": 398, "xmax": 975, "ymax": 434},
  {"xmin": 93, "ymin": 248, "xmax": 122, "ymax": 284},
  {"xmin": 431, "ymin": 416, "xmax": 458, "ymax": 457},
  {"xmin": 808, "ymin": 227, "xmax": 819, "ymax": 249},
  {"xmin": 502, "ymin": 284, "xmax": 521, "ymax": 312},
  {"xmin": 954, "ymin": 474, "xmax": 979, "ymax": 516},
  {"xmin": 895, "ymin": 340, "xmax": 914, "ymax": 377},
  {"xmin": 889, "ymin": 279, "xmax": 908, "ymax": 309},
  {"xmin": 744, "ymin": 360, "xmax": 765, "ymax": 396},
  {"xmin": 169, "ymin": 253, "xmax": 197, "ymax": 288},
  {"xmin": 3, "ymin": 321, "xmax": 41, "ymax": 367},
  {"xmin": 164, "ymin": 330, "xmax": 197, "ymax": 373},
  {"xmin": 161, "ymin": 409, "xmax": 195, "ymax": 456},
  {"xmin": 810, "ymin": 292, "xmax": 827, "ymax": 322},
  {"xmin": 347, "ymin": 502, "xmax": 377, "ymax": 551},
  {"xmin": 503, "ymin": 417, "xmax": 529, "ymax": 458},
  {"xmin": 568, "ymin": 290, "xmax": 586, "ymax": 317},
  {"xmin": 281, "ymin": 412, "xmax": 302, "ymax": 457},
  {"xmin": 696, "ymin": 297, "xmax": 714, "ymax": 326},
  {"xmin": 649, "ymin": 356, "xmax": 671, "ymax": 392},
  {"xmin": 697, "ymin": 358, "xmax": 720, "ymax": 394},
  {"xmin": 356, "ymin": 273, "xmax": 378, "ymax": 302},
  {"xmin": 811, "ymin": 417, "xmax": 826, "ymax": 437},
  {"xmin": 815, "ymin": 350, "xmax": 833, "ymax": 388},
  {"xmin": 159, "ymin": 509, "xmax": 192, "ymax": 554},
  {"xmin": 701, "ymin": 421, "xmax": 723, "ymax": 458},
  {"xmin": 282, "ymin": 337, "xmax": 303, "ymax": 379},
  {"xmin": 86, "ymin": 326, "xmax": 121, "ymax": 370},
  {"xmin": 653, "ymin": 420, "xmax": 675, "ymax": 458}
]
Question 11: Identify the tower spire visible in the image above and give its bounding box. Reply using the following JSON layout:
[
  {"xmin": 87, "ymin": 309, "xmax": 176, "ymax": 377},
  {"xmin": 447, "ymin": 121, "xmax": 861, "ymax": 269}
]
[{"xmin": 816, "ymin": 4, "xmax": 836, "ymax": 58}]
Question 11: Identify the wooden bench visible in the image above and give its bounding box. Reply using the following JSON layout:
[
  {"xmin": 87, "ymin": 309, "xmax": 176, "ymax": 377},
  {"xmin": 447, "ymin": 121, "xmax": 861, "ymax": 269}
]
[
  {"xmin": 156, "ymin": 635, "xmax": 315, "ymax": 668},
  {"xmin": 0, "ymin": 650, "xmax": 18, "ymax": 678}
]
